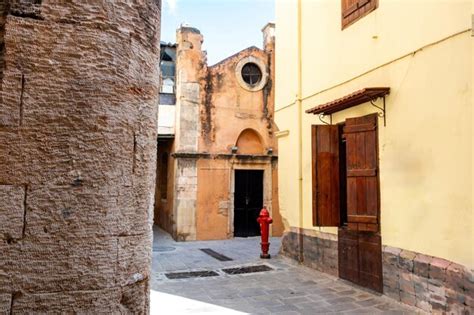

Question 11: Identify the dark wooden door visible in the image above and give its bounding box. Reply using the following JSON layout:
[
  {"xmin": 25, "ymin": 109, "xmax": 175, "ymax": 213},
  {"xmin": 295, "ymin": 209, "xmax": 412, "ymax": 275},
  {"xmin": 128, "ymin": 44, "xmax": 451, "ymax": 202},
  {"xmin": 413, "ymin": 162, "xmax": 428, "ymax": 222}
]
[
  {"xmin": 338, "ymin": 227, "xmax": 382, "ymax": 292},
  {"xmin": 234, "ymin": 170, "xmax": 263, "ymax": 237},
  {"xmin": 339, "ymin": 113, "xmax": 382, "ymax": 293}
]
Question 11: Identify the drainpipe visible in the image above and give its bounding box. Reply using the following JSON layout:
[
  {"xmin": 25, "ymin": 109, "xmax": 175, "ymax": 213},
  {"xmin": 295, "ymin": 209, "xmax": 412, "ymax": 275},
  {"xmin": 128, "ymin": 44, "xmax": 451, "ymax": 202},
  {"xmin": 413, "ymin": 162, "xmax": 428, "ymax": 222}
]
[{"xmin": 297, "ymin": 0, "xmax": 304, "ymax": 263}]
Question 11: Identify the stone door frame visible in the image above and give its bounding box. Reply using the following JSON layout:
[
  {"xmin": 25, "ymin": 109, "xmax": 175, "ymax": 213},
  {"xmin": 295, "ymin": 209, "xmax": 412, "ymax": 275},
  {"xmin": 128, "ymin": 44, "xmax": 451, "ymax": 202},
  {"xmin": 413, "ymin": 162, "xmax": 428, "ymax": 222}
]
[{"xmin": 229, "ymin": 158, "xmax": 273, "ymax": 238}]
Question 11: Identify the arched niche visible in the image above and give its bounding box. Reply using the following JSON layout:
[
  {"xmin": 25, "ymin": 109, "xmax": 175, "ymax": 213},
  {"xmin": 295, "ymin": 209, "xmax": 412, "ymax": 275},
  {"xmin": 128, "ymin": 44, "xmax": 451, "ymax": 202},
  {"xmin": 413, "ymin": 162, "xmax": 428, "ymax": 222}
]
[{"xmin": 235, "ymin": 128, "xmax": 264, "ymax": 155}]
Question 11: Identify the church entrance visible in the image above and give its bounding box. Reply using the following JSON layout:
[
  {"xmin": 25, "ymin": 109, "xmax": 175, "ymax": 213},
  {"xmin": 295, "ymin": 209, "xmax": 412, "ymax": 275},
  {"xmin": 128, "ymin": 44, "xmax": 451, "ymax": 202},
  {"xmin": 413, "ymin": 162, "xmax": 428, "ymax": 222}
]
[{"xmin": 234, "ymin": 170, "xmax": 264, "ymax": 237}]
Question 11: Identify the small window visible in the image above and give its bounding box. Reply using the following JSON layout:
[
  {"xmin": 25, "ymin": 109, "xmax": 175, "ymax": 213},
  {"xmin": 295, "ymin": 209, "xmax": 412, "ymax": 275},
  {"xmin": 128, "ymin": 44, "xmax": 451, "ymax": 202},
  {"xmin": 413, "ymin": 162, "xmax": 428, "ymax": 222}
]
[
  {"xmin": 342, "ymin": 0, "xmax": 378, "ymax": 29},
  {"xmin": 241, "ymin": 63, "xmax": 262, "ymax": 86}
]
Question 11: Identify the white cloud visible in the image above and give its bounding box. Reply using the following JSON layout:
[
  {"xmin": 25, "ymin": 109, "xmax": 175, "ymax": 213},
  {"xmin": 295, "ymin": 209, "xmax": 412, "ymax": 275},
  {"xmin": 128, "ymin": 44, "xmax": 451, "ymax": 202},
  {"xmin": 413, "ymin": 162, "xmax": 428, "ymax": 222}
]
[{"xmin": 165, "ymin": 0, "xmax": 178, "ymax": 14}]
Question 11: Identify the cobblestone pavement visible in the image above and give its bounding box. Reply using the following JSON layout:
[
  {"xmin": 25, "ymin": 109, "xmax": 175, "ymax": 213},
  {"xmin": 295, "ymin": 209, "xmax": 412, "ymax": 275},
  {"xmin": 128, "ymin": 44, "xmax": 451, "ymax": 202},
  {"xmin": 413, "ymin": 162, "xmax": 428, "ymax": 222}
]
[{"xmin": 150, "ymin": 228, "xmax": 421, "ymax": 314}]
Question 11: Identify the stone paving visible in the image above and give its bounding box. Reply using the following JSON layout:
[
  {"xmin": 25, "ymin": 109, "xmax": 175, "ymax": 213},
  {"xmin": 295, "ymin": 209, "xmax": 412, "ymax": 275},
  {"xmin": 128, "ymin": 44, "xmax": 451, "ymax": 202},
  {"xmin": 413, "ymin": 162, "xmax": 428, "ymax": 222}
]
[{"xmin": 150, "ymin": 228, "xmax": 422, "ymax": 314}]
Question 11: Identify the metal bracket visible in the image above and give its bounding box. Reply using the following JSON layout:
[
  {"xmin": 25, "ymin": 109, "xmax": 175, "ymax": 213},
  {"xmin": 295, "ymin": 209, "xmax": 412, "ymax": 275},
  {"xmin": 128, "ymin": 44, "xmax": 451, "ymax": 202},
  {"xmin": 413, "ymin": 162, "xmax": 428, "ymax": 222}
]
[
  {"xmin": 318, "ymin": 114, "xmax": 332, "ymax": 125},
  {"xmin": 370, "ymin": 96, "xmax": 386, "ymax": 126}
]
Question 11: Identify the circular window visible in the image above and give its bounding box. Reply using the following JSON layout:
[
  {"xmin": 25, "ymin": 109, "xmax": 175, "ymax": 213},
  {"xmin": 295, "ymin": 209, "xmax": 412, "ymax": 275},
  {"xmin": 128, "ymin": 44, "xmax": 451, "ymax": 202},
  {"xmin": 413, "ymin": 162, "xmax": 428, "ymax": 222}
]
[
  {"xmin": 241, "ymin": 63, "xmax": 262, "ymax": 86},
  {"xmin": 235, "ymin": 56, "xmax": 268, "ymax": 92}
]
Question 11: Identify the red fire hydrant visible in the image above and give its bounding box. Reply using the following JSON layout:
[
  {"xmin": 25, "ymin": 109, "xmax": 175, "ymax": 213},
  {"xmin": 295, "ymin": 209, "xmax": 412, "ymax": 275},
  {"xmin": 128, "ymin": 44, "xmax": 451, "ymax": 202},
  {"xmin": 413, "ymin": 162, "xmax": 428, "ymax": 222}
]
[{"xmin": 257, "ymin": 206, "xmax": 273, "ymax": 259}]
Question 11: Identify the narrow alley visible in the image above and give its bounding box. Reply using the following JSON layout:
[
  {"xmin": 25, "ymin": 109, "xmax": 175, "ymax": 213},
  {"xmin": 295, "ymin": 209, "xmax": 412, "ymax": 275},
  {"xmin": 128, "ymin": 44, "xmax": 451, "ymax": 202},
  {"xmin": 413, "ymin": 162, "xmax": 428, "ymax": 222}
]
[{"xmin": 150, "ymin": 228, "xmax": 420, "ymax": 314}]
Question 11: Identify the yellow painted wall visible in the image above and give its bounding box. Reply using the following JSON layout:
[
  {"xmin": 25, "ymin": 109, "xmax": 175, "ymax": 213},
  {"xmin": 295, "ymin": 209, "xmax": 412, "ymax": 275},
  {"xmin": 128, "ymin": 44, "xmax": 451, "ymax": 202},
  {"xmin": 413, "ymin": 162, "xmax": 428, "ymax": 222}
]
[{"xmin": 275, "ymin": 0, "xmax": 473, "ymax": 268}]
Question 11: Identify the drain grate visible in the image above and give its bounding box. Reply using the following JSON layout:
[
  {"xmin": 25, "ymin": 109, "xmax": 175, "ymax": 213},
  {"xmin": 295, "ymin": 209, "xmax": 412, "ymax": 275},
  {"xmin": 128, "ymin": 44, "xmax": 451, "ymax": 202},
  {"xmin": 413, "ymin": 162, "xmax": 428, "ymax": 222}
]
[
  {"xmin": 222, "ymin": 265, "xmax": 273, "ymax": 275},
  {"xmin": 164, "ymin": 270, "xmax": 219, "ymax": 280},
  {"xmin": 199, "ymin": 248, "xmax": 233, "ymax": 261}
]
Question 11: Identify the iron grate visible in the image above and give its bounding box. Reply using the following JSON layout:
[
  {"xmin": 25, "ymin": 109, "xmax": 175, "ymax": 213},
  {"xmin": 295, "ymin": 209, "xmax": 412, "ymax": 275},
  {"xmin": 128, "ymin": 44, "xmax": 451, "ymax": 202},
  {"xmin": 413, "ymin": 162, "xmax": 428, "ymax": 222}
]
[
  {"xmin": 222, "ymin": 265, "xmax": 273, "ymax": 275},
  {"xmin": 199, "ymin": 248, "xmax": 233, "ymax": 261},
  {"xmin": 164, "ymin": 270, "xmax": 219, "ymax": 280}
]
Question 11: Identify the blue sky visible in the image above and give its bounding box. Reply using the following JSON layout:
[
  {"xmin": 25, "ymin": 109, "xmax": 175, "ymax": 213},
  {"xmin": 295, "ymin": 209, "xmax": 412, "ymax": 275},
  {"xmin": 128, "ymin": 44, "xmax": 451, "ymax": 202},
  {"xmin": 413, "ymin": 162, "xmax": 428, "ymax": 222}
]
[{"xmin": 161, "ymin": 0, "xmax": 275, "ymax": 65}]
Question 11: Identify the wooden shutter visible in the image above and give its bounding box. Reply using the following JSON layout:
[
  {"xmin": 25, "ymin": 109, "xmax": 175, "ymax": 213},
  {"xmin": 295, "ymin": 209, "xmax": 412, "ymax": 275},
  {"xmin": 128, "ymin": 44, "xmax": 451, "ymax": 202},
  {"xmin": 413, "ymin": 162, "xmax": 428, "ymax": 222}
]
[
  {"xmin": 344, "ymin": 113, "xmax": 379, "ymax": 232},
  {"xmin": 311, "ymin": 125, "xmax": 340, "ymax": 226},
  {"xmin": 342, "ymin": 0, "xmax": 378, "ymax": 29}
]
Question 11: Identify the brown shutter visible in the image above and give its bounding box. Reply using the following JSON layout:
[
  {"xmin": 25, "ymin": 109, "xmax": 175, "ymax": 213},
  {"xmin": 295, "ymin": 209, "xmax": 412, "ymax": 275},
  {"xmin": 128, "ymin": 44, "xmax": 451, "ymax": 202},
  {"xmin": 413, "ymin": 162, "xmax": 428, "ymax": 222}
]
[
  {"xmin": 342, "ymin": 0, "xmax": 378, "ymax": 29},
  {"xmin": 344, "ymin": 113, "xmax": 379, "ymax": 232},
  {"xmin": 342, "ymin": 0, "xmax": 360, "ymax": 18},
  {"xmin": 312, "ymin": 125, "xmax": 340, "ymax": 227}
]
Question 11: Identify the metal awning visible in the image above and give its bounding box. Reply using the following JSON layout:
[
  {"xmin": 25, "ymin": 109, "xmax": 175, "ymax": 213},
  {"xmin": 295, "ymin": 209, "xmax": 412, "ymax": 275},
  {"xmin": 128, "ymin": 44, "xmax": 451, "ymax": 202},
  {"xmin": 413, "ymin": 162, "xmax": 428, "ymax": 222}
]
[{"xmin": 305, "ymin": 87, "xmax": 390, "ymax": 115}]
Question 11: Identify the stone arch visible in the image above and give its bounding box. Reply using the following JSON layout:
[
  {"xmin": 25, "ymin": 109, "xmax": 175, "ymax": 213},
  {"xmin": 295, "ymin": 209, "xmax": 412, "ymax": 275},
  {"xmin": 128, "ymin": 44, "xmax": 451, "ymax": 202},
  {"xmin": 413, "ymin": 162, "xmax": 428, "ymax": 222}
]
[{"xmin": 235, "ymin": 128, "xmax": 265, "ymax": 155}]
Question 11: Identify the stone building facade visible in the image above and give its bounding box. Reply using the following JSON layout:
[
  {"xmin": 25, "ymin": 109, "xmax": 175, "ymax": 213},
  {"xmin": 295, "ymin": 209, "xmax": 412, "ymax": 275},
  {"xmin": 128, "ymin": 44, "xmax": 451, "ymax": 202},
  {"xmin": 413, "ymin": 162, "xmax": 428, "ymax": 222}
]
[
  {"xmin": 155, "ymin": 24, "xmax": 284, "ymax": 241},
  {"xmin": 0, "ymin": 1, "xmax": 160, "ymax": 313}
]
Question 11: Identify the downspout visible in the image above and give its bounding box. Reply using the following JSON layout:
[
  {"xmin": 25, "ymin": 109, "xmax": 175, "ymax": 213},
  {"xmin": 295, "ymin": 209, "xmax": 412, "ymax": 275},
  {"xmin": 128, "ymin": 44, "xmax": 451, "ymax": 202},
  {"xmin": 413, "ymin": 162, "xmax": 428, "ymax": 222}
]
[{"xmin": 297, "ymin": 0, "xmax": 304, "ymax": 263}]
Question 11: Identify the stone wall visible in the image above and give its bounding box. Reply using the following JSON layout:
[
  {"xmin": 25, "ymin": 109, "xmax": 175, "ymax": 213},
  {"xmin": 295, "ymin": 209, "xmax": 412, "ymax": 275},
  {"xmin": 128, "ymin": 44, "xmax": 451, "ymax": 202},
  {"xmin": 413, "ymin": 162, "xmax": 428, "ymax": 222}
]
[
  {"xmin": 280, "ymin": 229, "xmax": 474, "ymax": 314},
  {"xmin": 280, "ymin": 228, "xmax": 338, "ymax": 277},
  {"xmin": 383, "ymin": 246, "xmax": 473, "ymax": 314},
  {"xmin": 0, "ymin": 1, "xmax": 160, "ymax": 312}
]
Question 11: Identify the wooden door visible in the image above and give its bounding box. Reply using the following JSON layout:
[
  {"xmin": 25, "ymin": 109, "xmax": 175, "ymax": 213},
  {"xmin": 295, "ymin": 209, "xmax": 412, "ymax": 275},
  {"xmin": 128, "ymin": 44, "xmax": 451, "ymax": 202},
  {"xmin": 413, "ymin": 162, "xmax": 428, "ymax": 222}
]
[
  {"xmin": 234, "ymin": 170, "xmax": 263, "ymax": 237},
  {"xmin": 338, "ymin": 113, "xmax": 382, "ymax": 293}
]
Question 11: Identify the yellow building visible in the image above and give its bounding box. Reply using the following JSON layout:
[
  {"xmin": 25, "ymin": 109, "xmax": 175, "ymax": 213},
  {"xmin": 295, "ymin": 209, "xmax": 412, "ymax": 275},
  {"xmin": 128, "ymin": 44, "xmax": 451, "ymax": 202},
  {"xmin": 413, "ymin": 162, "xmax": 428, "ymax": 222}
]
[{"xmin": 275, "ymin": 0, "xmax": 473, "ymax": 313}]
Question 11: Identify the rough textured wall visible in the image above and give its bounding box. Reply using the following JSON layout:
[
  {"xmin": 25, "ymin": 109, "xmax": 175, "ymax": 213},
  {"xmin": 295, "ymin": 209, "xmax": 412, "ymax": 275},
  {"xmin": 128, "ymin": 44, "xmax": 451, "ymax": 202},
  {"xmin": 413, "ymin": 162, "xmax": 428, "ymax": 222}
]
[{"xmin": 0, "ymin": 0, "xmax": 160, "ymax": 313}]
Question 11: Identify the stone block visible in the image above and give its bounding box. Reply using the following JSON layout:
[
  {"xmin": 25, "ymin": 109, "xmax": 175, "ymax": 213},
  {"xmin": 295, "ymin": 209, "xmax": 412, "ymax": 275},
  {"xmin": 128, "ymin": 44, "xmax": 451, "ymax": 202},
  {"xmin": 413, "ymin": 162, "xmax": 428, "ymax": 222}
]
[
  {"xmin": 0, "ymin": 294, "xmax": 11, "ymax": 314},
  {"xmin": 0, "ymin": 68, "xmax": 22, "ymax": 127},
  {"xmin": 431, "ymin": 301, "xmax": 447, "ymax": 312},
  {"xmin": 117, "ymin": 235, "xmax": 152, "ymax": 287},
  {"xmin": 0, "ymin": 269, "xmax": 12, "ymax": 293},
  {"xmin": 428, "ymin": 277, "xmax": 446, "ymax": 296},
  {"xmin": 25, "ymin": 183, "xmax": 149, "ymax": 238},
  {"xmin": 180, "ymin": 82, "xmax": 200, "ymax": 100},
  {"xmin": 415, "ymin": 299, "xmax": 432, "ymax": 313},
  {"xmin": 400, "ymin": 291, "xmax": 416, "ymax": 307},
  {"xmin": 383, "ymin": 245, "xmax": 402, "ymax": 257},
  {"xmin": 383, "ymin": 263, "xmax": 400, "ymax": 282},
  {"xmin": 120, "ymin": 281, "xmax": 148, "ymax": 314},
  {"xmin": 0, "ymin": 236, "xmax": 118, "ymax": 293},
  {"xmin": 465, "ymin": 269, "xmax": 474, "ymax": 295},
  {"xmin": 465, "ymin": 294, "xmax": 473, "ymax": 310},
  {"xmin": 0, "ymin": 128, "xmax": 136, "ymax": 187},
  {"xmin": 413, "ymin": 275, "xmax": 430, "ymax": 302},
  {"xmin": 398, "ymin": 250, "xmax": 416, "ymax": 273},
  {"xmin": 446, "ymin": 263, "xmax": 467, "ymax": 292},
  {"xmin": 445, "ymin": 288, "xmax": 465, "ymax": 307},
  {"xmin": 429, "ymin": 257, "xmax": 451, "ymax": 281},
  {"xmin": 413, "ymin": 253, "xmax": 432, "ymax": 278},
  {"xmin": 446, "ymin": 302, "xmax": 467, "ymax": 315},
  {"xmin": 12, "ymin": 288, "xmax": 122, "ymax": 314},
  {"xmin": 399, "ymin": 273, "xmax": 416, "ymax": 295},
  {"xmin": 0, "ymin": 185, "xmax": 25, "ymax": 240},
  {"xmin": 384, "ymin": 285, "xmax": 400, "ymax": 301}
]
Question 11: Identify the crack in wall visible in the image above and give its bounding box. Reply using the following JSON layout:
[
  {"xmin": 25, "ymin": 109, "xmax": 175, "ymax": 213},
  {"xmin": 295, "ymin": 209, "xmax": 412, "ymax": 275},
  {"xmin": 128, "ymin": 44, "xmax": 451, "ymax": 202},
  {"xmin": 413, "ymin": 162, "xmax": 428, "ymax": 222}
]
[
  {"xmin": 19, "ymin": 73, "xmax": 24, "ymax": 126},
  {"xmin": 132, "ymin": 133, "xmax": 137, "ymax": 174},
  {"xmin": 21, "ymin": 184, "xmax": 27, "ymax": 238}
]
